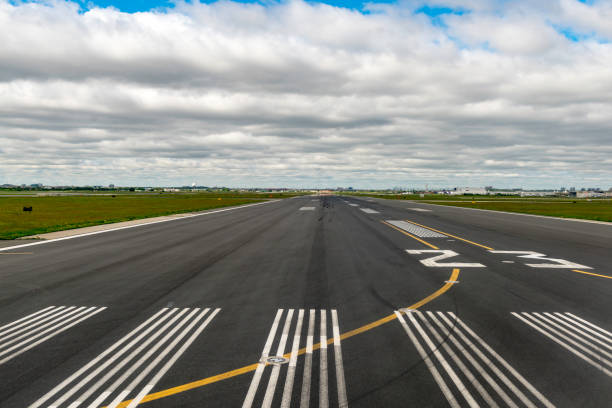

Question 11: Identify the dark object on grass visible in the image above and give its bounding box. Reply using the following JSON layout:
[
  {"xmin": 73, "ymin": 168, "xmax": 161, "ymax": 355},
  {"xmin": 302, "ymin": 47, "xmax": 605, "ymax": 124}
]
[{"xmin": 23, "ymin": 206, "xmax": 33, "ymax": 212}]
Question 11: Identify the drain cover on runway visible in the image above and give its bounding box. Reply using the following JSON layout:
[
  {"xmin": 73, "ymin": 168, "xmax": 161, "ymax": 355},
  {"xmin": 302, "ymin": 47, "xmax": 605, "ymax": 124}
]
[{"xmin": 264, "ymin": 356, "xmax": 289, "ymax": 365}]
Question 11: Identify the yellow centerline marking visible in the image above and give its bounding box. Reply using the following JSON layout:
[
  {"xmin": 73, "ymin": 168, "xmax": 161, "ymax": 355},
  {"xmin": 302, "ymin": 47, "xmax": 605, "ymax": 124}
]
[
  {"xmin": 572, "ymin": 269, "xmax": 612, "ymax": 280},
  {"xmin": 381, "ymin": 220, "xmax": 439, "ymax": 250},
  {"xmin": 402, "ymin": 219, "xmax": 494, "ymax": 250},
  {"xmin": 113, "ymin": 269, "xmax": 461, "ymax": 407},
  {"xmin": 0, "ymin": 252, "xmax": 33, "ymax": 255}
]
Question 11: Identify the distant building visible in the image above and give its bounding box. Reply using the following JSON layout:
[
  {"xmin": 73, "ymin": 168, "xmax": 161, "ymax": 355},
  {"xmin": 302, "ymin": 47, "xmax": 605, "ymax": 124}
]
[
  {"xmin": 109, "ymin": 184, "xmax": 115, "ymax": 188},
  {"xmin": 520, "ymin": 191, "xmax": 557, "ymax": 197},
  {"xmin": 577, "ymin": 191, "xmax": 605, "ymax": 198},
  {"xmin": 450, "ymin": 187, "xmax": 487, "ymax": 195}
]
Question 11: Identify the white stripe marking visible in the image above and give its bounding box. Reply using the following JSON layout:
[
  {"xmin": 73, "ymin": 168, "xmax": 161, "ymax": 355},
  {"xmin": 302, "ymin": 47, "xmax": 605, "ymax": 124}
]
[
  {"xmin": 360, "ymin": 208, "xmax": 379, "ymax": 214},
  {"xmin": 0, "ymin": 307, "xmax": 85, "ymax": 358},
  {"xmin": 262, "ymin": 309, "xmax": 294, "ymax": 408},
  {"xmin": 542, "ymin": 313, "xmax": 612, "ymax": 352},
  {"xmin": 0, "ymin": 306, "xmax": 58, "ymax": 337},
  {"xmin": 527, "ymin": 313, "xmax": 612, "ymax": 365},
  {"xmin": 48, "ymin": 308, "xmax": 183, "ymax": 408},
  {"xmin": 516, "ymin": 313, "xmax": 612, "ymax": 374},
  {"xmin": 90, "ymin": 308, "xmax": 202, "ymax": 408},
  {"xmin": 319, "ymin": 310, "xmax": 329, "ymax": 408},
  {"xmin": 29, "ymin": 309, "xmax": 168, "ymax": 408},
  {"xmin": 281, "ymin": 309, "xmax": 304, "ymax": 408},
  {"xmin": 395, "ymin": 311, "xmax": 460, "ymax": 408},
  {"xmin": 300, "ymin": 309, "xmax": 315, "ymax": 408},
  {"xmin": 64, "ymin": 309, "xmax": 190, "ymax": 408},
  {"xmin": 407, "ymin": 312, "xmax": 478, "ymax": 407},
  {"xmin": 564, "ymin": 313, "xmax": 612, "ymax": 338},
  {"xmin": 436, "ymin": 313, "xmax": 522, "ymax": 407},
  {"xmin": 124, "ymin": 308, "xmax": 221, "ymax": 408},
  {"xmin": 0, "ymin": 307, "xmax": 105, "ymax": 366},
  {"xmin": 242, "ymin": 309, "xmax": 284, "ymax": 408},
  {"xmin": 331, "ymin": 310, "xmax": 348, "ymax": 408},
  {"xmin": 444, "ymin": 312, "xmax": 550, "ymax": 408},
  {"xmin": 419, "ymin": 312, "xmax": 499, "ymax": 408},
  {"xmin": 0, "ymin": 306, "xmax": 74, "ymax": 345},
  {"xmin": 555, "ymin": 313, "xmax": 612, "ymax": 346}
]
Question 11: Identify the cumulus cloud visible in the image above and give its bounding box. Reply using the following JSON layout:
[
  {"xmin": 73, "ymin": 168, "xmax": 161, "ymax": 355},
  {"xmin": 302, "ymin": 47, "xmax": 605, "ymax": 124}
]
[{"xmin": 0, "ymin": 0, "xmax": 611, "ymax": 188}]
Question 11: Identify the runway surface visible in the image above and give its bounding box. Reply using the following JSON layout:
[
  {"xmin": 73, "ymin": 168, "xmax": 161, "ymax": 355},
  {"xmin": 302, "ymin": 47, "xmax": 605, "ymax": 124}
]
[{"xmin": 0, "ymin": 195, "xmax": 610, "ymax": 407}]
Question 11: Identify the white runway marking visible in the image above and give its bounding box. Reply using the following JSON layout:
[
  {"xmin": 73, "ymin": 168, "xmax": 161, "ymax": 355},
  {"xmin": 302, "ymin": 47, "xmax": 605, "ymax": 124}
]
[
  {"xmin": 262, "ymin": 310, "xmax": 294, "ymax": 408},
  {"xmin": 513, "ymin": 312, "xmax": 612, "ymax": 377},
  {"xmin": 300, "ymin": 310, "xmax": 315, "ymax": 408},
  {"xmin": 490, "ymin": 251, "xmax": 591, "ymax": 269},
  {"xmin": 360, "ymin": 208, "xmax": 379, "ymax": 214},
  {"xmin": 348, "ymin": 204, "xmax": 358, "ymax": 207},
  {"xmin": 244, "ymin": 309, "xmax": 347, "ymax": 408},
  {"xmin": 280, "ymin": 310, "xmax": 304, "ymax": 408},
  {"xmin": 299, "ymin": 207, "xmax": 316, "ymax": 211},
  {"xmin": 331, "ymin": 310, "xmax": 348, "ymax": 408},
  {"xmin": 396, "ymin": 311, "xmax": 553, "ymax": 408},
  {"xmin": 386, "ymin": 220, "xmax": 446, "ymax": 238},
  {"xmin": 407, "ymin": 208, "xmax": 432, "ymax": 212},
  {"xmin": 29, "ymin": 307, "xmax": 220, "ymax": 408},
  {"xmin": 0, "ymin": 306, "xmax": 105, "ymax": 365},
  {"xmin": 319, "ymin": 311, "xmax": 328, "ymax": 408},
  {"xmin": 406, "ymin": 249, "xmax": 486, "ymax": 268}
]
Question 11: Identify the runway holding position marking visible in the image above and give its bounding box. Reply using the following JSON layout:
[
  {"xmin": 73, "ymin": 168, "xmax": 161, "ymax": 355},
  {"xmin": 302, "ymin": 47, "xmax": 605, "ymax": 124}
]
[
  {"xmin": 29, "ymin": 307, "xmax": 220, "ymax": 408},
  {"xmin": 242, "ymin": 309, "xmax": 348, "ymax": 408},
  {"xmin": 513, "ymin": 312, "xmax": 612, "ymax": 377},
  {"xmin": 0, "ymin": 306, "xmax": 106, "ymax": 365},
  {"xmin": 385, "ymin": 220, "xmax": 447, "ymax": 238},
  {"xmin": 396, "ymin": 311, "xmax": 554, "ymax": 408}
]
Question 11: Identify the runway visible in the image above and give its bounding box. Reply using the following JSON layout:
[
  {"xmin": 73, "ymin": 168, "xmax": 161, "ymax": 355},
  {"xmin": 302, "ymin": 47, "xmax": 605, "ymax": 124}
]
[{"xmin": 0, "ymin": 195, "xmax": 610, "ymax": 407}]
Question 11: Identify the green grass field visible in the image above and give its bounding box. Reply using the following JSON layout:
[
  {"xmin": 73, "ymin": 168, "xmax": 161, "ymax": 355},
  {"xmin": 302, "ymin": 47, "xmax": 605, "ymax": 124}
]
[
  {"xmin": 342, "ymin": 192, "xmax": 612, "ymax": 222},
  {"xmin": 0, "ymin": 192, "xmax": 294, "ymax": 239},
  {"xmin": 421, "ymin": 200, "xmax": 612, "ymax": 222}
]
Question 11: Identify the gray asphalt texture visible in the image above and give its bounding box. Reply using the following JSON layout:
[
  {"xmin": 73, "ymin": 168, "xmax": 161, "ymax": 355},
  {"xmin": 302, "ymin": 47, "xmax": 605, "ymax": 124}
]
[{"xmin": 0, "ymin": 195, "xmax": 610, "ymax": 407}]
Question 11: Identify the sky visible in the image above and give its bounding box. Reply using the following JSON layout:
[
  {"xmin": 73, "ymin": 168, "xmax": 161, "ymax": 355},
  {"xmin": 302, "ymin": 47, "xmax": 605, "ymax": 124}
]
[{"xmin": 1, "ymin": 0, "xmax": 611, "ymax": 189}]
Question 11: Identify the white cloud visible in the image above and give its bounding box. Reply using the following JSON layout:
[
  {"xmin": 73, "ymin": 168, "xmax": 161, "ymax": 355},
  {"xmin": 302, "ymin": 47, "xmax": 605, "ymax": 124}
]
[{"xmin": 0, "ymin": 0, "xmax": 611, "ymax": 188}]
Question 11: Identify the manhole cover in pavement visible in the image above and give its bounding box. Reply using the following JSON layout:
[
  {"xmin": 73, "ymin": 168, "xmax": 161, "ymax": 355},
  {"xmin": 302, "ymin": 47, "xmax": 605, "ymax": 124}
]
[{"xmin": 264, "ymin": 356, "xmax": 289, "ymax": 365}]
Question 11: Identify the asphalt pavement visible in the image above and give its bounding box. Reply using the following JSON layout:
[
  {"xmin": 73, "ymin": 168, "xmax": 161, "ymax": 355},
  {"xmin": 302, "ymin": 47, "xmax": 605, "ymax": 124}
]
[{"xmin": 0, "ymin": 195, "xmax": 610, "ymax": 407}]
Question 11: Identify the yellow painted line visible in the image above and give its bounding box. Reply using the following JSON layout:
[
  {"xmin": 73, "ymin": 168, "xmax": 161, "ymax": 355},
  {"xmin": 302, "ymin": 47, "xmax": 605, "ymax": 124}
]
[
  {"xmin": 0, "ymin": 252, "xmax": 33, "ymax": 255},
  {"xmin": 572, "ymin": 269, "xmax": 612, "ymax": 280},
  {"xmin": 381, "ymin": 220, "xmax": 439, "ymax": 250},
  {"xmin": 113, "ymin": 269, "xmax": 461, "ymax": 407},
  {"xmin": 402, "ymin": 219, "xmax": 494, "ymax": 251}
]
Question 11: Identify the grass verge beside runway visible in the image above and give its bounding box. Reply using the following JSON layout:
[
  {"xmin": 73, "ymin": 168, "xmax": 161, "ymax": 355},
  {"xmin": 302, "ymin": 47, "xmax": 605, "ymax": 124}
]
[
  {"xmin": 420, "ymin": 200, "xmax": 612, "ymax": 222},
  {"xmin": 343, "ymin": 192, "xmax": 612, "ymax": 222},
  {"xmin": 0, "ymin": 193, "xmax": 292, "ymax": 239}
]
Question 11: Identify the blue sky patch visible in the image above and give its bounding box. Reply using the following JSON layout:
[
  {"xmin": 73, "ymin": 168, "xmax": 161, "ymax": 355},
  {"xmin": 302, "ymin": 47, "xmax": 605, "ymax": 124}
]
[{"xmin": 414, "ymin": 5, "xmax": 467, "ymax": 27}]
